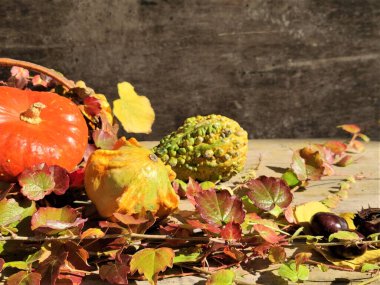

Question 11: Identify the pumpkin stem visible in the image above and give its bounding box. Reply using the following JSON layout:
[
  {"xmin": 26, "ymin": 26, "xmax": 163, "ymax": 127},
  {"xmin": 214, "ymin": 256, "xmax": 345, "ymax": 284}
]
[{"xmin": 20, "ymin": 102, "xmax": 46, "ymax": 124}]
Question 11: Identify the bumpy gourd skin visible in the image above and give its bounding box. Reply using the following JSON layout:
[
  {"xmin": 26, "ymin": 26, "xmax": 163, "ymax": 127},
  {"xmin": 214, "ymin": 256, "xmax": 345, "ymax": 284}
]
[{"xmin": 154, "ymin": 115, "xmax": 248, "ymax": 182}]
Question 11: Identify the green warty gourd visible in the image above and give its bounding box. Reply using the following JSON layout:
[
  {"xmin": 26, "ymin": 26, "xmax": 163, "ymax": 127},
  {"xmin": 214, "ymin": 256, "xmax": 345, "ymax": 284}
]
[{"xmin": 154, "ymin": 114, "xmax": 248, "ymax": 182}]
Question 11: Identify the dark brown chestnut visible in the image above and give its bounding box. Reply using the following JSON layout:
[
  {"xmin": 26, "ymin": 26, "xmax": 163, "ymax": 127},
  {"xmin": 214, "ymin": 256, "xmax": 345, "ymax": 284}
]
[
  {"xmin": 310, "ymin": 212, "xmax": 349, "ymax": 237},
  {"xmin": 329, "ymin": 230, "xmax": 367, "ymax": 259}
]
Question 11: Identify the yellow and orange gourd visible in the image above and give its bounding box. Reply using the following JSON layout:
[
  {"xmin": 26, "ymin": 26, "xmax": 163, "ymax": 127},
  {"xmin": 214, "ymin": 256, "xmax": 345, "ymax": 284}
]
[{"xmin": 84, "ymin": 138, "xmax": 179, "ymax": 218}]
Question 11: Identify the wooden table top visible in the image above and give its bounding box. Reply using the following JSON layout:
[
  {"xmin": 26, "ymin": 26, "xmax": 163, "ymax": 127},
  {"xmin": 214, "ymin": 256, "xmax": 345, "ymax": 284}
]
[
  {"xmin": 137, "ymin": 139, "xmax": 380, "ymax": 284},
  {"xmin": 3, "ymin": 139, "xmax": 379, "ymax": 285}
]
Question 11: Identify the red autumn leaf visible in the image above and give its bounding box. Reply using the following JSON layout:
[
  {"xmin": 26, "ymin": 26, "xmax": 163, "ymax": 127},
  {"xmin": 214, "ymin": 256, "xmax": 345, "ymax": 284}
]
[
  {"xmin": 0, "ymin": 258, "xmax": 4, "ymax": 272},
  {"xmin": 159, "ymin": 223, "xmax": 192, "ymax": 239},
  {"xmin": 68, "ymin": 168, "xmax": 85, "ymax": 189},
  {"xmin": 56, "ymin": 273, "xmax": 83, "ymax": 285},
  {"xmin": 284, "ymin": 206, "xmax": 296, "ymax": 224},
  {"xmin": 324, "ymin": 141, "xmax": 347, "ymax": 155},
  {"xmin": 186, "ymin": 219, "xmax": 221, "ymax": 234},
  {"xmin": 5, "ymin": 271, "xmax": 41, "ymax": 285},
  {"xmin": 246, "ymin": 176, "xmax": 293, "ymax": 211},
  {"xmin": 223, "ymin": 247, "xmax": 245, "ymax": 262},
  {"xmin": 64, "ymin": 241, "xmax": 92, "ymax": 271},
  {"xmin": 194, "ymin": 189, "xmax": 245, "ymax": 226},
  {"xmin": 186, "ymin": 177, "xmax": 203, "ymax": 205},
  {"xmin": 220, "ymin": 222, "xmax": 242, "ymax": 241},
  {"xmin": 19, "ymin": 164, "xmax": 69, "ymax": 200},
  {"xmin": 253, "ymin": 224, "xmax": 285, "ymax": 244},
  {"xmin": 99, "ymin": 262, "xmax": 129, "ymax": 284},
  {"xmin": 252, "ymin": 242, "xmax": 273, "ymax": 257},
  {"xmin": 299, "ymin": 147, "xmax": 325, "ymax": 180},
  {"xmin": 338, "ymin": 124, "xmax": 361, "ymax": 134},
  {"xmin": 31, "ymin": 206, "xmax": 87, "ymax": 235},
  {"xmin": 37, "ymin": 249, "xmax": 69, "ymax": 285},
  {"xmin": 83, "ymin": 96, "xmax": 102, "ymax": 117}
]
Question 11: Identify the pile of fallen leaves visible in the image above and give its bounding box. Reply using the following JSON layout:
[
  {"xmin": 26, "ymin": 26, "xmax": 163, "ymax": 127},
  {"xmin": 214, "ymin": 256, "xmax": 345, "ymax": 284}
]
[{"xmin": 0, "ymin": 61, "xmax": 378, "ymax": 285}]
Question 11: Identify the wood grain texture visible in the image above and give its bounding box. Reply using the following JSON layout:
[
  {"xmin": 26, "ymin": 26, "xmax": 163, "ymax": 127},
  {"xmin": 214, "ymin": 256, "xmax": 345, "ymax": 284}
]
[
  {"xmin": 92, "ymin": 139, "xmax": 380, "ymax": 284},
  {"xmin": 0, "ymin": 0, "xmax": 379, "ymax": 140}
]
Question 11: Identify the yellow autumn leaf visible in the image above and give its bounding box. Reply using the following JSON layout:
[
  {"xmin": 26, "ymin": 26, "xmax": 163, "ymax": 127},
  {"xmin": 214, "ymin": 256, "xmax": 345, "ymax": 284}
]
[
  {"xmin": 113, "ymin": 82, "xmax": 155, "ymax": 134},
  {"xmin": 340, "ymin": 212, "xmax": 356, "ymax": 230},
  {"xmin": 315, "ymin": 247, "xmax": 380, "ymax": 270},
  {"xmin": 294, "ymin": 201, "xmax": 331, "ymax": 224}
]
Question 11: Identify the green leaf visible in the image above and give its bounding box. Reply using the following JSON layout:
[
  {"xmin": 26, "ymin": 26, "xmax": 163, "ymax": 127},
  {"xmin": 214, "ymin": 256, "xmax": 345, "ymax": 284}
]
[
  {"xmin": 361, "ymin": 263, "xmax": 380, "ymax": 272},
  {"xmin": 0, "ymin": 199, "xmax": 36, "ymax": 234},
  {"xmin": 328, "ymin": 230, "xmax": 360, "ymax": 242},
  {"xmin": 281, "ymin": 170, "xmax": 300, "ymax": 187},
  {"xmin": 130, "ymin": 247, "xmax": 174, "ymax": 285},
  {"xmin": 174, "ymin": 248, "xmax": 202, "ymax": 264},
  {"xmin": 0, "ymin": 198, "xmax": 26, "ymax": 227},
  {"xmin": 3, "ymin": 261, "xmax": 29, "ymax": 270},
  {"xmin": 113, "ymin": 82, "xmax": 155, "ymax": 134},
  {"xmin": 278, "ymin": 262, "xmax": 298, "ymax": 282},
  {"xmin": 206, "ymin": 269, "xmax": 235, "ymax": 285},
  {"xmin": 357, "ymin": 133, "xmax": 370, "ymax": 142},
  {"xmin": 278, "ymin": 261, "xmax": 309, "ymax": 282}
]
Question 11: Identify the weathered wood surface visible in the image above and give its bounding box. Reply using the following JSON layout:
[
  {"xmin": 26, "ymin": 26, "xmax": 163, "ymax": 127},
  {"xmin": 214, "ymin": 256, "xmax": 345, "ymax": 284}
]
[
  {"xmin": 0, "ymin": 0, "xmax": 379, "ymax": 140},
  {"xmin": 79, "ymin": 139, "xmax": 379, "ymax": 285}
]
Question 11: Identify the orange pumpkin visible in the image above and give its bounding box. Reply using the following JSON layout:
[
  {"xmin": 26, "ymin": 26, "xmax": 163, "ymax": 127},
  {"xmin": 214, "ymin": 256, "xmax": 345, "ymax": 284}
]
[{"xmin": 0, "ymin": 86, "xmax": 88, "ymax": 181}]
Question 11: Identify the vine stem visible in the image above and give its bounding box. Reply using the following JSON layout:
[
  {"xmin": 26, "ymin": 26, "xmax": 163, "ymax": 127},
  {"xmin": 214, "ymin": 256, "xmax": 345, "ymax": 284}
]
[
  {"xmin": 0, "ymin": 58, "xmax": 75, "ymax": 89},
  {"xmin": 1, "ymin": 232, "xmax": 380, "ymax": 248},
  {"xmin": 306, "ymin": 260, "xmax": 354, "ymax": 272}
]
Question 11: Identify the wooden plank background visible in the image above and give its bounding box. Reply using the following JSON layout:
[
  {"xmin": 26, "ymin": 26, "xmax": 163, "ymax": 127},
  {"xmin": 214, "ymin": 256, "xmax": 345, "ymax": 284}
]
[{"xmin": 0, "ymin": 0, "xmax": 379, "ymax": 140}]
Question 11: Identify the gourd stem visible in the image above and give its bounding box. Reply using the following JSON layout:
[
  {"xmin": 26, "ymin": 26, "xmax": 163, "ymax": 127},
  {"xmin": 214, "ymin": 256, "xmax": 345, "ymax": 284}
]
[
  {"xmin": 0, "ymin": 58, "xmax": 75, "ymax": 89},
  {"xmin": 20, "ymin": 102, "xmax": 46, "ymax": 125}
]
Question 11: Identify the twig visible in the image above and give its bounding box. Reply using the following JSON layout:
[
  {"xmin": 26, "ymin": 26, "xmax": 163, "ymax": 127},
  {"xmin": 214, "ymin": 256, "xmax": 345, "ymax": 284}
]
[
  {"xmin": 0, "ymin": 58, "xmax": 75, "ymax": 89},
  {"xmin": 306, "ymin": 260, "xmax": 354, "ymax": 272}
]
